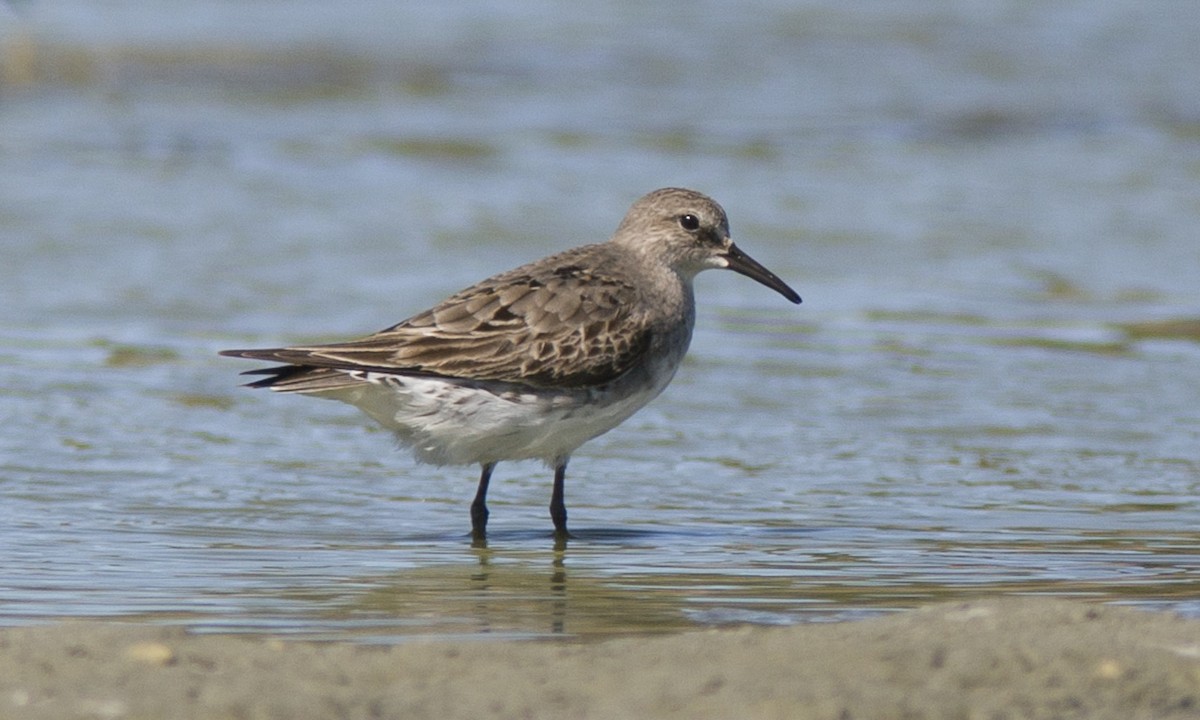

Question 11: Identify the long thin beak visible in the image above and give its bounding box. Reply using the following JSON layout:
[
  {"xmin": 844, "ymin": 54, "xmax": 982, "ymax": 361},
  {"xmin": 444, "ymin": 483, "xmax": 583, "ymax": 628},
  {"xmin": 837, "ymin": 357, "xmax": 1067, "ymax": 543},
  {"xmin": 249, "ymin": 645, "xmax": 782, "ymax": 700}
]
[{"xmin": 723, "ymin": 242, "xmax": 802, "ymax": 304}]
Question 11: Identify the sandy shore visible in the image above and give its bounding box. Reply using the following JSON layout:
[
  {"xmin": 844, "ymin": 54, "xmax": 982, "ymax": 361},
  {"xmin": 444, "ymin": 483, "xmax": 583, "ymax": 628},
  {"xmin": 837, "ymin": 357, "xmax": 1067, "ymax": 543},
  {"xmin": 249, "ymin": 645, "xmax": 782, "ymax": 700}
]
[{"xmin": 2, "ymin": 598, "xmax": 1197, "ymax": 719}]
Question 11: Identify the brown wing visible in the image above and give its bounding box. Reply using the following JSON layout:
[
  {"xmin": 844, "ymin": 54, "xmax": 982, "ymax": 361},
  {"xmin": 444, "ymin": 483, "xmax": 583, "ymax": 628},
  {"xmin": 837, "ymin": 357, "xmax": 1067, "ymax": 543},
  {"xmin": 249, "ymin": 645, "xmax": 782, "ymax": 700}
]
[{"xmin": 221, "ymin": 250, "xmax": 652, "ymax": 389}]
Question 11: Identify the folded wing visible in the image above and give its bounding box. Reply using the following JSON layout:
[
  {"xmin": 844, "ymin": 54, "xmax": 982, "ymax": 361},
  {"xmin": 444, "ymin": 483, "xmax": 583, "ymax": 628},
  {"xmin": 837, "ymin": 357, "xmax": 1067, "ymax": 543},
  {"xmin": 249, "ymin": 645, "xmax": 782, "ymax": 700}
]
[{"xmin": 221, "ymin": 254, "xmax": 651, "ymax": 392}]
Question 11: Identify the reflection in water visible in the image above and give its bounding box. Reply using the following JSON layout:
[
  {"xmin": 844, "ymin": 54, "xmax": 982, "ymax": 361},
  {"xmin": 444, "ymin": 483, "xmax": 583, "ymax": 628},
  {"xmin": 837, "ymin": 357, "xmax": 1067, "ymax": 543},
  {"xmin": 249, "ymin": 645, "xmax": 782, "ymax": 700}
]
[
  {"xmin": 549, "ymin": 549, "xmax": 567, "ymax": 636},
  {"xmin": 291, "ymin": 539, "xmax": 697, "ymax": 641}
]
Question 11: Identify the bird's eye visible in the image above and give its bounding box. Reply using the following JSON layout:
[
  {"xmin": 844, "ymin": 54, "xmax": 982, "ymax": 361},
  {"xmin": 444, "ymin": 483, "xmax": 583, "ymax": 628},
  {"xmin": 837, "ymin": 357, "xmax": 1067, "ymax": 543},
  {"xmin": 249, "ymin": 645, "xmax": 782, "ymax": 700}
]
[{"xmin": 678, "ymin": 214, "xmax": 700, "ymax": 231}]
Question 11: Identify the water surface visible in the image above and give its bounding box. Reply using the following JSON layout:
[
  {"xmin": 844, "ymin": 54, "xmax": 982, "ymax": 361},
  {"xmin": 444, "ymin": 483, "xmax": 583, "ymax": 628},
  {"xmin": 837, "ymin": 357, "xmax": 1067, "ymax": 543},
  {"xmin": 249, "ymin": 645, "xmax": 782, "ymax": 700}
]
[{"xmin": 1, "ymin": 0, "xmax": 1198, "ymax": 641}]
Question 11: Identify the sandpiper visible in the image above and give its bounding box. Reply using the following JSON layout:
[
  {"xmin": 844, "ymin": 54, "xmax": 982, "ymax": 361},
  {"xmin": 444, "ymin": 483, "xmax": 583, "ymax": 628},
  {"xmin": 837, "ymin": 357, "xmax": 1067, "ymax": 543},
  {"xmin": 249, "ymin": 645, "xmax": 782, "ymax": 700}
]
[{"xmin": 221, "ymin": 187, "xmax": 801, "ymax": 540}]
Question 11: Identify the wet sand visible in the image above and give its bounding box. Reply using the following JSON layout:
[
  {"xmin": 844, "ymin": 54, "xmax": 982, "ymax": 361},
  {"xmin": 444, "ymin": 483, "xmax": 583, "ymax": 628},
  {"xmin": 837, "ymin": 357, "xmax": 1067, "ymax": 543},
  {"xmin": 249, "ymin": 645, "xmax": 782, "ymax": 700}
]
[{"xmin": 2, "ymin": 598, "xmax": 1198, "ymax": 719}]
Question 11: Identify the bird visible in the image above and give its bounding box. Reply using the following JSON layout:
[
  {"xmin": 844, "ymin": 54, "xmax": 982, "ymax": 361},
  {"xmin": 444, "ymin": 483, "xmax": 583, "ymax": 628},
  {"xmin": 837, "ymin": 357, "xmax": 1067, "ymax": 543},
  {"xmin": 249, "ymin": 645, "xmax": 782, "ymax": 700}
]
[{"xmin": 220, "ymin": 187, "xmax": 801, "ymax": 541}]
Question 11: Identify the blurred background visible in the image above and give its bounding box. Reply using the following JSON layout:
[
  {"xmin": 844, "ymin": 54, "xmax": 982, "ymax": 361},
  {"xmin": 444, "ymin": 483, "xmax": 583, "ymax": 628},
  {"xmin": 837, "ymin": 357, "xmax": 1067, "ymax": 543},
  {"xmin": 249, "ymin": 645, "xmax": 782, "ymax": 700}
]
[{"xmin": 0, "ymin": 1, "xmax": 1197, "ymax": 640}]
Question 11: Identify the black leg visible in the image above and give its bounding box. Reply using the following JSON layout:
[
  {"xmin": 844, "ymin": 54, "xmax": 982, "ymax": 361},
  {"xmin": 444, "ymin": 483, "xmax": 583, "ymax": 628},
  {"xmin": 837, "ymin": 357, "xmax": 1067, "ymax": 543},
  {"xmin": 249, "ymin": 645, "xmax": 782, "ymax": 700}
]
[
  {"xmin": 549, "ymin": 460, "xmax": 569, "ymax": 538},
  {"xmin": 471, "ymin": 462, "xmax": 495, "ymax": 540}
]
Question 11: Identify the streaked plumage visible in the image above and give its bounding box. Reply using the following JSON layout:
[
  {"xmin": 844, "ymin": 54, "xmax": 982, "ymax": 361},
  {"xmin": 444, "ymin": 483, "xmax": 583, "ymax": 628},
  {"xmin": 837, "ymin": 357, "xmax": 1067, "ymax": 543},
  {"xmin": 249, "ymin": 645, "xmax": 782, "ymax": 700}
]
[{"xmin": 221, "ymin": 187, "xmax": 801, "ymax": 541}]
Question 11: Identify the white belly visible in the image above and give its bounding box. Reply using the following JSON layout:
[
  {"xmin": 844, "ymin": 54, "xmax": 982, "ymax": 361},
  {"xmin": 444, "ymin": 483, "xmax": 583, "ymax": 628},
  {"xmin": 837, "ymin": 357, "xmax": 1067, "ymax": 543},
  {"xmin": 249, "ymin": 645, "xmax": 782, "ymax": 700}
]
[{"xmin": 320, "ymin": 367, "xmax": 677, "ymax": 467}]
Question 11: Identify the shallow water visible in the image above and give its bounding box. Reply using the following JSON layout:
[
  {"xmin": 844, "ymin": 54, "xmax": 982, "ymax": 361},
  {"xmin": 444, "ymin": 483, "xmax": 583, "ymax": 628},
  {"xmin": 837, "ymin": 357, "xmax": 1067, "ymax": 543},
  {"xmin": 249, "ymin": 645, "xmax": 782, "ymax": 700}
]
[{"xmin": 1, "ymin": 1, "xmax": 1198, "ymax": 641}]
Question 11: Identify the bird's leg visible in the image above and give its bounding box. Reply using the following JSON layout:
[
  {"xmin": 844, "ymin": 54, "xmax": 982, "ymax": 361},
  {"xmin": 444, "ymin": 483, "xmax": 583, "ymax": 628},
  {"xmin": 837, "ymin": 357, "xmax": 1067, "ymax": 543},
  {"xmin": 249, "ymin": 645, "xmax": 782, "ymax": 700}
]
[
  {"xmin": 549, "ymin": 460, "xmax": 569, "ymax": 539},
  {"xmin": 471, "ymin": 462, "xmax": 495, "ymax": 541}
]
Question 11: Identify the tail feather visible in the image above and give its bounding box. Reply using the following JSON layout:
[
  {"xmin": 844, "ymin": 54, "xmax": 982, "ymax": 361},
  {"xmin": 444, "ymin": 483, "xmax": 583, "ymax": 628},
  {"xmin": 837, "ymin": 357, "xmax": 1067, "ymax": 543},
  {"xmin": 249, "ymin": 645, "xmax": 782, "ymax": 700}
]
[
  {"xmin": 221, "ymin": 347, "xmax": 452, "ymax": 393},
  {"xmin": 220, "ymin": 346, "xmax": 368, "ymax": 393},
  {"xmin": 245, "ymin": 365, "xmax": 367, "ymax": 393}
]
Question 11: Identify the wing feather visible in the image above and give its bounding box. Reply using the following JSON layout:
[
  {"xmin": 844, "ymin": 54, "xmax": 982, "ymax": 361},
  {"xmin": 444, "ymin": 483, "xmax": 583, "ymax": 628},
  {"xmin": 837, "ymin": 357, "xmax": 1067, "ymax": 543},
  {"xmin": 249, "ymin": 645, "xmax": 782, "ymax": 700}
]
[{"xmin": 221, "ymin": 245, "xmax": 653, "ymax": 389}]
